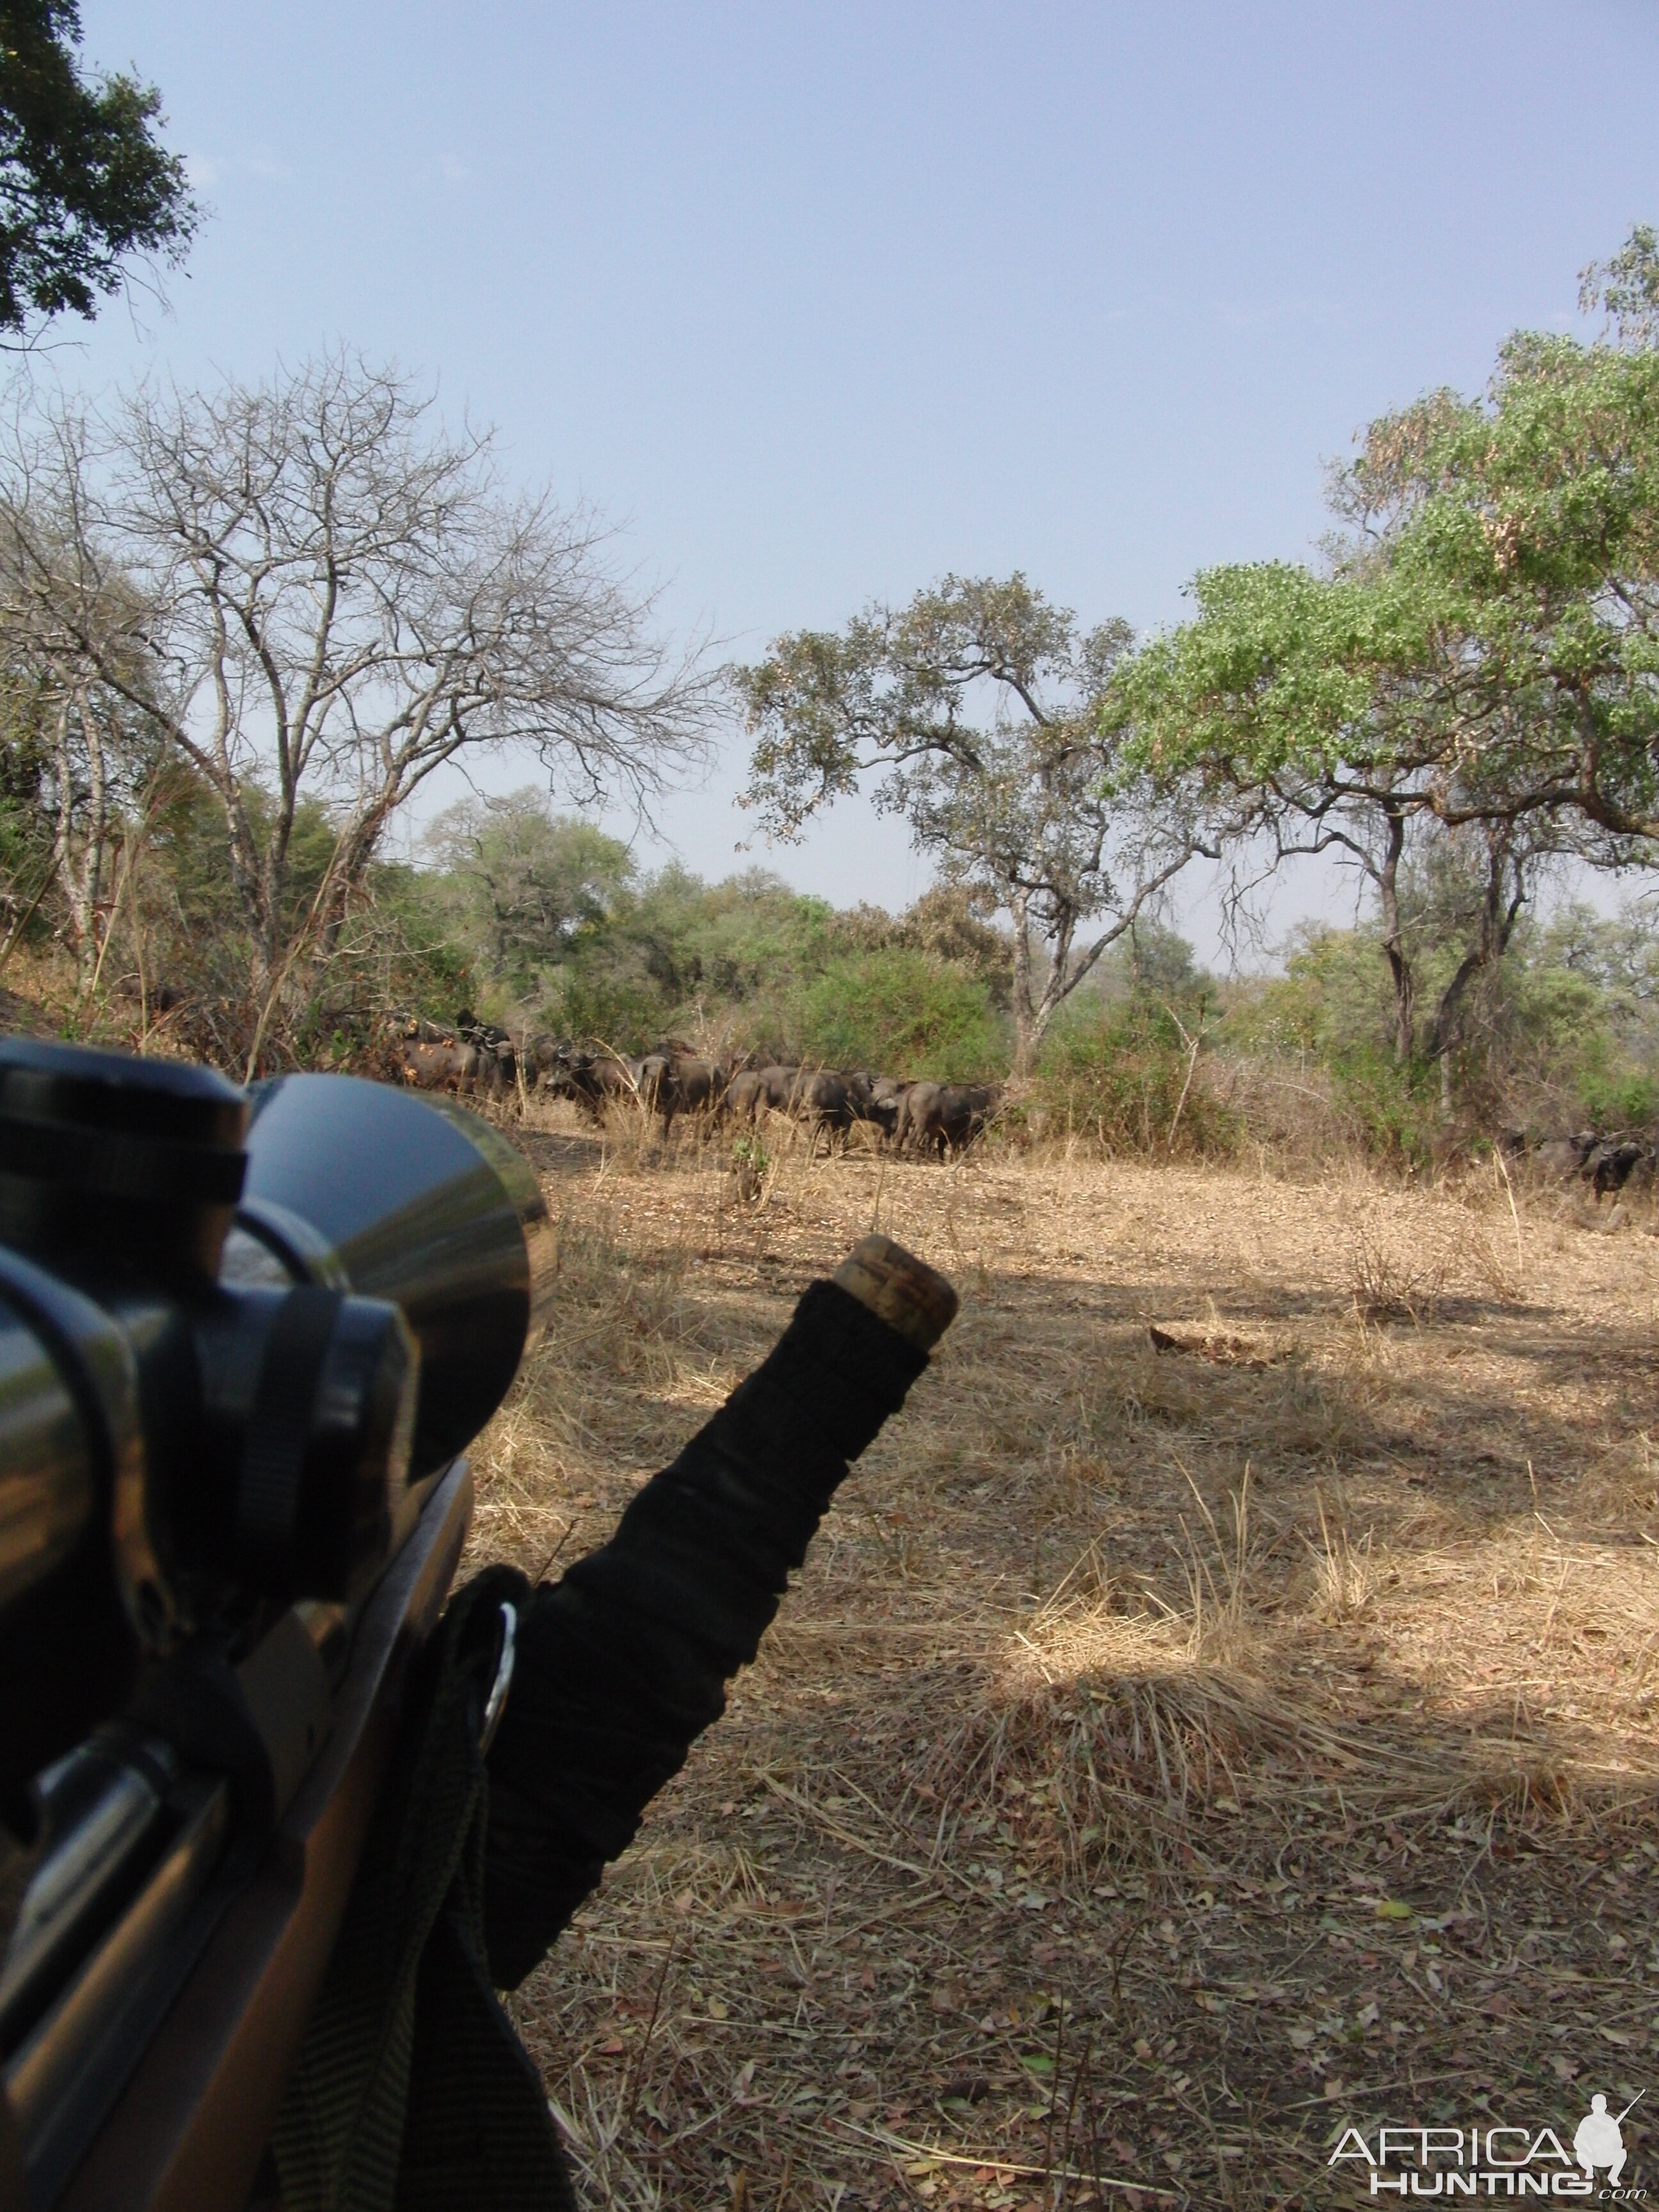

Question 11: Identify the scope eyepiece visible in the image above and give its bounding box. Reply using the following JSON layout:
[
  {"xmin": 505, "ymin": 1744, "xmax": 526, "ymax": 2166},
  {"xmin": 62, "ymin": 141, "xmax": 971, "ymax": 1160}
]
[{"xmin": 0, "ymin": 1038, "xmax": 248, "ymax": 1285}]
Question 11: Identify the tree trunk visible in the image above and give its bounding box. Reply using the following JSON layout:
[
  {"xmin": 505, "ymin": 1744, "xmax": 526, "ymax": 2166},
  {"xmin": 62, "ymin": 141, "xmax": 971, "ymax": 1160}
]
[
  {"xmin": 49, "ymin": 700, "xmax": 82, "ymax": 958},
  {"xmin": 1009, "ymin": 893, "xmax": 1038, "ymax": 1078},
  {"xmin": 74, "ymin": 691, "xmax": 108, "ymax": 988},
  {"xmin": 1426, "ymin": 836, "xmax": 1525, "ymax": 1076},
  {"xmin": 49, "ymin": 692, "xmax": 111, "ymax": 984},
  {"xmin": 1374, "ymin": 808, "xmax": 1414, "ymax": 1062},
  {"xmin": 1022, "ymin": 955, "xmax": 1072, "ymax": 1073}
]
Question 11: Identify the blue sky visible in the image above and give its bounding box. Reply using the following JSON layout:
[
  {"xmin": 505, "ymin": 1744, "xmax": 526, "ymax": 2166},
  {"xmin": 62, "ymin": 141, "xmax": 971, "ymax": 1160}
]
[{"xmin": 62, "ymin": 1, "xmax": 1659, "ymax": 948}]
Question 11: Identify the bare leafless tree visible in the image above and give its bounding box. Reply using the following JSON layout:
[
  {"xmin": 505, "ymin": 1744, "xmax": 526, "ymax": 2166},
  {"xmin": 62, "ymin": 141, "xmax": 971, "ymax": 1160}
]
[
  {"xmin": 0, "ymin": 399, "xmax": 160, "ymax": 982},
  {"xmin": 0, "ymin": 352, "xmax": 714, "ymax": 1063}
]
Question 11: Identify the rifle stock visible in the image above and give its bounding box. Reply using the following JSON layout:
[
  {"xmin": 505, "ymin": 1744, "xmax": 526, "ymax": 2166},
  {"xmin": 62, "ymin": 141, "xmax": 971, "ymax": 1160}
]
[{"xmin": 52, "ymin": 1461, "xmax": 472, "ymax": 2212}]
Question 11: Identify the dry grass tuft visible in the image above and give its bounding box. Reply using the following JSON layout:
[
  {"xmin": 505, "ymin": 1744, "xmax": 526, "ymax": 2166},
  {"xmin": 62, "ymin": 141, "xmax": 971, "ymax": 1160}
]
[{"xmin": 1346, "ymin": 1216, "xmax": 1450, "ymax": 1322}]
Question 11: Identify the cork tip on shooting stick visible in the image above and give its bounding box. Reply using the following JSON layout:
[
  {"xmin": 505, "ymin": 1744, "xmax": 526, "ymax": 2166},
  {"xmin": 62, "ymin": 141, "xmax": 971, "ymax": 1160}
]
[{"xmin": 832, "ymin": 1235, "xmax": 959, "ymax": 1354}]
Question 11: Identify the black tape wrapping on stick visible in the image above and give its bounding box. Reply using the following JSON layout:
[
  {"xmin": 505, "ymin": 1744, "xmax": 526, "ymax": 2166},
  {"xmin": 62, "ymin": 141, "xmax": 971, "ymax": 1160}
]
[{"xmin": 482, "ymin": 1276, "xmax": 929, "ymax": 1989}]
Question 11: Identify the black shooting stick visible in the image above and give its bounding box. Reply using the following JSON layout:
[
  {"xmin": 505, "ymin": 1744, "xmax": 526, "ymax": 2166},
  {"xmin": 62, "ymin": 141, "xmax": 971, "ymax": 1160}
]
[{"xmin": 482, "ymin": 1233, "xmax": 958, "ymax": 1985}]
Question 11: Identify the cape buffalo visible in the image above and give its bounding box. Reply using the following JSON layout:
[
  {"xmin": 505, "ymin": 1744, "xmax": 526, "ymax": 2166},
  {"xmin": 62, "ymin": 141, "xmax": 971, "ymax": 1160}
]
[
  {"xmin": 1528, "ymin": 1128, "xmax": 1654, "ymax": 1199},
  {"xmin": 400, "ymin": 1037, "xmax": 483, "ymax": 1093},
  {"xmin": 897, "ymin": 1080, "xmax": 1000, "ymax": 1159},
  {"xmin": 544, "ymin": 1046, "xmax": 643, "ymax": 1118},
  {"xmin": 866, "ymin": 1075, "xmax": 910, "ymax": 1139},
  {"xmin": 792, "ymin": 1070, "xmax": 876, "ymax": 1152},
  {"xmin": 754, "ymin": 1065, "xmax": 804, "ymax": 1112},
  {"xmin": 720, "ymin": 1069, "xmax": 769, "ymax": 1123},
  {"xmin": 1535, "ymin": 1130, "xmax": 1599, "ymax": 1180},
  {"xmin": 456, "ymin": 1009, "xmax": 517, "ymax": 1086},
  {"xmin": 635, "ymin": 1046, "xmax": 725, "ymax": 1133},
  {"xmin": 1589, "ymin": 1139, "xmax": 1651, "ymax": 1196},
  {"xmin": 518, "ymin": 1033, "xmax": 563, "ymax": 1086}
]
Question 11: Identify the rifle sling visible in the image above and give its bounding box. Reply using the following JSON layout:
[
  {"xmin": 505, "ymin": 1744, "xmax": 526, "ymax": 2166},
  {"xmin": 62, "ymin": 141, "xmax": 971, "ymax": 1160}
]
[{"xmin": 270, "ymin": 1565, "xmax": 572, "ymax": 2212}]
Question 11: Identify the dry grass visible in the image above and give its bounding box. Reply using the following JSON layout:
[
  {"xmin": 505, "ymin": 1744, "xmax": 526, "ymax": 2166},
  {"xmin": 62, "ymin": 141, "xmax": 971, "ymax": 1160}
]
[{"xmin": 464, "ymin": 1104, "xmax": 1659, "ymax": 2209}]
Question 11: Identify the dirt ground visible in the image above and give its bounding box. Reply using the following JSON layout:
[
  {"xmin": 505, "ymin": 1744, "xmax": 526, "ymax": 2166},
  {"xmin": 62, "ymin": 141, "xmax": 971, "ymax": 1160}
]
[{"xmin": 465, "ymin": 1109, "xmax": 1659, "ymax": 2210}]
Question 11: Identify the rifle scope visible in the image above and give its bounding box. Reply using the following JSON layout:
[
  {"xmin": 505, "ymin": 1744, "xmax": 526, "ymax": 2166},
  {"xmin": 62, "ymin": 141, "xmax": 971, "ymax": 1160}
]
[{"xmin": 0, "ymin": 1041, "xmax": 554, "ymax": 1814}]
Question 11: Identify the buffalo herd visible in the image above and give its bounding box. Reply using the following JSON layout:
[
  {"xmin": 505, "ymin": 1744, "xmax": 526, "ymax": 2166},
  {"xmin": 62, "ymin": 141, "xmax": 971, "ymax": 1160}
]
[
  {"xmin": 392, "ymin": 1016, "xmax": 1659, "ymax": 1190},
  {"xmin": 390, "ymin": 1015, "xmax": 1000, "ymax": 1159}
]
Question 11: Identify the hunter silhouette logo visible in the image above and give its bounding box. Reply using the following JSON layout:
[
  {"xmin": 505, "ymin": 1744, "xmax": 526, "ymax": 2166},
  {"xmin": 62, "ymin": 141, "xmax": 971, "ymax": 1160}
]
[
  {"xmin": 1576, "ymin": 2092, "xmax": 1642, "ymax": 2186},
  {"xmin": 1329, "ymin": 2088, "xmax": 1646, "ymax": 2195}
]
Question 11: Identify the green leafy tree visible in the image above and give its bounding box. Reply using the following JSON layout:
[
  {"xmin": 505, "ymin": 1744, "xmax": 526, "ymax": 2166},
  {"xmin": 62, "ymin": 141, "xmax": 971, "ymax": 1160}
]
[
  {"xmin": 878, "ymin": 883, "xmax": 1013, "ymax": 1002},
  {"xmin": 1115, "ymin": 226, "xmax": 1659, "ymax": 1083},
  {"xmin": 1103, "ymin": 919, "xmax": 1204, "ymax": 999},
  {"xmin": 1580, "ymin": 221, "xmax": 1659, "ymax": 349},
  {"xmin": 425, "ymin": 790, "xmax": 634, "ymax": 997},
  {"xmin": 1532, "ymin": 899, "xmax": 1659, "ymax": 1003},
  {"xmin": 517, "ymin": 862, "xmax": 838, "ymax": 1051},
  {"xmin": 736, "ymin": 573, "xmax": 1221, "ymax": 1075},
  {"xmin": 0, "ymin": 1, "xmax": 196, "ymax": 335}
]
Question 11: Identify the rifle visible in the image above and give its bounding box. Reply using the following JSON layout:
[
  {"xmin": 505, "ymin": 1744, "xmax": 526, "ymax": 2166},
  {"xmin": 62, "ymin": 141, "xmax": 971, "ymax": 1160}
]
[{"xmin": 0, "ymin": 1039, "xmax": 957, "ymax": 2211}]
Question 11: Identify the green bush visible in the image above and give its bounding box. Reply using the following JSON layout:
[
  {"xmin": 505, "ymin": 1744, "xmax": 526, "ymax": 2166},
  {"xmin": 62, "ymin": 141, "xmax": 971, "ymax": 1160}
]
[
  {"xmin": 1034, "ymin": 995, "xmax": 1238, "ymax": 1157},
  {"xmin": 1221, "ymin": 926, "xmax": 1393, "ymax": 1064},
  {"xmin": 795, "ymin": 948, "xmax": 1002, "ymax": 1078},
  {"xmin": 1576, "ymin": 1066, "xmax": 1659, "ymax": 1130},
  {"xmin": 536, "ymin": 971, "xmax": 666, "ymax": 1054},
  {"xmin": 1498, "ymin": 932, "xmax": 1659, "ymax": 1134},
  {"xmin": 1322, "ymin": 1045, "xmax": 1443, "ymax": 1169}
]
